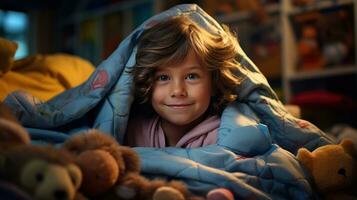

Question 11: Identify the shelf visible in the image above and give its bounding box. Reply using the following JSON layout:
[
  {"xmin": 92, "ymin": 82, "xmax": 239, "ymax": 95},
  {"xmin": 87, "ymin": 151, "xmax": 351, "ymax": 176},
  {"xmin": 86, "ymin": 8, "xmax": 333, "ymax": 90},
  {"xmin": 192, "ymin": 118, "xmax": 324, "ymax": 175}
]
[
  {"xmin": 216, "ymin": 3, "xmax": 280, "ymax": 24},
  {"xmin": 288, "ymin": 65, "xmax": 357, "ymax": 80},
  {"xmin": 81, "ymin": 0, "xmax": 151, "ymax": 20},
  {"xmin": 290, "ymin": 0, "xmax": 354, "ymax": 15},
  {"xmin": 59, "ymin": 0, "xmax": 152, "ymax": 27},
  {"xmin": 57, "ymin": 0, "xmax": 155, "ymax": 64}
]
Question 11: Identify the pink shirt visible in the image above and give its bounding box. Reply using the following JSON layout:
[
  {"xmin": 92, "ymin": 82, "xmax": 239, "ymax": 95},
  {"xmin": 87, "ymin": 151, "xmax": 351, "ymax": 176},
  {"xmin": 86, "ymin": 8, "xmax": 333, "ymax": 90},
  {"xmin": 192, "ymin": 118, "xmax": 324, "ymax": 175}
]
[{"xmin": 126, "ymin": 115, "xmax": 220, "ymax": 148}]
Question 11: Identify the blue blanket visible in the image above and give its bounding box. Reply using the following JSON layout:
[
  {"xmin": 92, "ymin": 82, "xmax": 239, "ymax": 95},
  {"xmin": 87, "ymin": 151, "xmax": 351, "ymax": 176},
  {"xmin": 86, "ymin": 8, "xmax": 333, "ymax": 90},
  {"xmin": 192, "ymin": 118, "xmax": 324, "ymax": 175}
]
[{"xmin": 4, "ymin": 4, "xmax": 334, "ymax": 199}]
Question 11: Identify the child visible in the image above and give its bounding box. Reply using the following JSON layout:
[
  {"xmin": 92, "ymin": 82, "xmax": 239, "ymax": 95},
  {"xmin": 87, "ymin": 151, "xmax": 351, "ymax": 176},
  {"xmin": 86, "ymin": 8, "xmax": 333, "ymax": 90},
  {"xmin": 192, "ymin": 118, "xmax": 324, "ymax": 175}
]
[
  {"xmin": 125, "ymin": 15, "xmax": 242, "ymax": 148},
  {"xmin": 124, "ymin": 15, "xmax": 242, "ymax": 200}
]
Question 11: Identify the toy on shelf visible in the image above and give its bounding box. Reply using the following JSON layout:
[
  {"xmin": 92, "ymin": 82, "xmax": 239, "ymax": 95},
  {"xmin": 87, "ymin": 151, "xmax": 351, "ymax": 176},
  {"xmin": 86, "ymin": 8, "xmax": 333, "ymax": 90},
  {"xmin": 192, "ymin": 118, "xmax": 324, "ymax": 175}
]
[
  {"xmin": 293, "ymin": 4, "xmax": 355, "ymax": 71},
  {"xmin": 297, "ymin": 24, "xmax": 325, "ymax": 71},
  {"xmin": 318, "ymin": 8, "xmax": 354, "ymax": 67}
]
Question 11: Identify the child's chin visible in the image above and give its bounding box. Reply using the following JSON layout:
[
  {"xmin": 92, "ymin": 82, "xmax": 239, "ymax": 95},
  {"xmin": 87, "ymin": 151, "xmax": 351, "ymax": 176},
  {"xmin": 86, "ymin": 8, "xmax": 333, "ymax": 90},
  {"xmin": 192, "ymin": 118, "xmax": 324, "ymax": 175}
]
[{"xmin": 166, "ymin": 116, "xmax": 202, "ymax": 127}]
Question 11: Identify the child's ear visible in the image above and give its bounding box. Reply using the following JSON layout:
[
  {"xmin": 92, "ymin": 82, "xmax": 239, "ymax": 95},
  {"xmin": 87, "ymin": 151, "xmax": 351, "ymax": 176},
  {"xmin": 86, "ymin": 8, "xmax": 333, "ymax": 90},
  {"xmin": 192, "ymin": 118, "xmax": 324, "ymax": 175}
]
[{"xmin": 297, "ymin": 148, "xmax": 313, "ymax": 171}]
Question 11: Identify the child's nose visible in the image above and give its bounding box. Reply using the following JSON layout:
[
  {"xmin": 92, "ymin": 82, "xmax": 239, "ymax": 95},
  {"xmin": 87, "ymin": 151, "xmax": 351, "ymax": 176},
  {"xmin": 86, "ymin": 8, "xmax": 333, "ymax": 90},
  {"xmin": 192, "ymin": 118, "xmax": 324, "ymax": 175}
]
[{"xmin": 170, "ymin": 81, "xmax": 187, "ymax": 97}]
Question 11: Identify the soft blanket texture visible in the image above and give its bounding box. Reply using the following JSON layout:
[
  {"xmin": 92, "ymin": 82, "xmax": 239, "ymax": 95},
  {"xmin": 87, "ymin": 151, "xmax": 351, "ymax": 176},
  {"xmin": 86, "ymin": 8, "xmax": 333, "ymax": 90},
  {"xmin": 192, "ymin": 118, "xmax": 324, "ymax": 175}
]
[{"xmin": 4, "ymin": 4, "xmax": 335, "ymax": 199}]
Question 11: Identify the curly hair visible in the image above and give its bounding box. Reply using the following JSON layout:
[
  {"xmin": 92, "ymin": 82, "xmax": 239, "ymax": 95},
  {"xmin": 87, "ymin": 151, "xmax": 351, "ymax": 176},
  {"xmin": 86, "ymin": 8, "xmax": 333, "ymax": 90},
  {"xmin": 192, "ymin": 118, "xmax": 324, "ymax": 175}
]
[{"xmin": 132, "ymin": 15, "xmax": 242, "ymax": 115}]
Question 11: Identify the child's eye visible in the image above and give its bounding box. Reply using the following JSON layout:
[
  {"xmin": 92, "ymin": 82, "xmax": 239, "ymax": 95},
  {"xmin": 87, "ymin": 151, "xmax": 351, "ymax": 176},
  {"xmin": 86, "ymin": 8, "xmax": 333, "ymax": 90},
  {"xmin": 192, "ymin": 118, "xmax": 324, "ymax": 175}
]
[
  {"xmin": 156, "ymin": 75, "xmax": 170, "ymax": 81},
  {"xmin": 186, "ymin": 73, "xmax": 199, "ymax": 80}
]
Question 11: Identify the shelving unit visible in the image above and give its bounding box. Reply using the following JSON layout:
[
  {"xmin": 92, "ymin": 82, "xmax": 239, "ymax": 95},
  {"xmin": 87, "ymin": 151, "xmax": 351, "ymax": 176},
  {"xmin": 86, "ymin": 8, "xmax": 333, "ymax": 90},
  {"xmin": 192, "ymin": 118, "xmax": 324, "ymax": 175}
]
[
  {"xmin": 288, "ymin": 65, "xmax": 357, "ymax": 80},
  {"xmin": 289, "ymin": 0, "xmax": 354, "ymax": 15},
  {"xmin": 282, "ymin": 0, "xmax": 357, "ymax": 103},
  {"xmin": 216, "ymin": 3, "xmax": 280, "ymax": 23},
  {"xmin": 215, "ymin": 0, "xmax": 357, "ymax": 128},
  {"xmin": 217, "ymin": 0, "xmax": 356, "ymax": 106},
  {"xmin": 56, "ymin": 0, "xmax": 160, "ymax": 65}
]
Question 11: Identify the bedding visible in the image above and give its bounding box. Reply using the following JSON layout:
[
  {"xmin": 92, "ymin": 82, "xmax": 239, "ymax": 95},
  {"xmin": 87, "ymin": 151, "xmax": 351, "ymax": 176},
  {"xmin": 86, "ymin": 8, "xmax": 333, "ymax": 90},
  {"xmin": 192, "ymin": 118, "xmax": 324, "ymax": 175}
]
[
  {"xmin": 4, "ymin": 4, "xmax": 335, "ymax": 199},
  {"xmin": 0, "ymin": 45, "xmax": 95, "ymax": 101}
]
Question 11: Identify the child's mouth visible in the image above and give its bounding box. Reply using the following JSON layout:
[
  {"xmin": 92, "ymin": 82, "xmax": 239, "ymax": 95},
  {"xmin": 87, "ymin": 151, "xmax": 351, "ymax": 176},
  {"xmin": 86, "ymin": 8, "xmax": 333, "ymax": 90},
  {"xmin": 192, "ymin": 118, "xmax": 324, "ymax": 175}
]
[{"xmin": 166, "ymin": 103, "xmax": 193, "ymax": 108}]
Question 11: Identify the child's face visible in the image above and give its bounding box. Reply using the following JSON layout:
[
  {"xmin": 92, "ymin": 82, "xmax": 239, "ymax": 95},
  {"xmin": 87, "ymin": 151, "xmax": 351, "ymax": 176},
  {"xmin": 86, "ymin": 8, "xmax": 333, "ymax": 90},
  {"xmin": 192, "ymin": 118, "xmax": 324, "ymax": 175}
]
[{"xmin": 151, "ymin": 51, "xmax": 212, "ymax": 126}]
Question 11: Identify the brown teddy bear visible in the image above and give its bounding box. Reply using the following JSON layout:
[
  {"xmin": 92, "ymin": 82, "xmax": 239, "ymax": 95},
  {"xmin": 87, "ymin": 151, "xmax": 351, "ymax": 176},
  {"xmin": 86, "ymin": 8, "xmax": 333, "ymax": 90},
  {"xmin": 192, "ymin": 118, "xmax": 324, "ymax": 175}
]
[
  {"xmin": 0, "ymin": 103, "xmax": 30, "ymax": 150},
  {"xmin": 62, "ymin": 130, "xmax": 204, "ymax": 200},
  {"xmin": 297, "ymin": 139, "xmax": 357, "ymax": 200},
  {"xmin": 0, "ymin": 103, "xmax": 86, "ymax": 200},
  {"xmin": 0, "ymin": 37, "xmax": 17, "ymax": 75}
]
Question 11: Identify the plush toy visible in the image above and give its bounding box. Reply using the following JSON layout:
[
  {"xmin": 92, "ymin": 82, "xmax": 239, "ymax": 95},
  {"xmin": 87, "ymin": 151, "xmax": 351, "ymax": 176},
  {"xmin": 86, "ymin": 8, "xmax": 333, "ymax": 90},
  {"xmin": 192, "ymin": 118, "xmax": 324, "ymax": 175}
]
[
  {"xmin": 0, "ymin": 103, "xmax": 86, "ymax": 200},
  {"xmin": 62, "ymin": 130, "xmax": 140, "ymax": 197},
  {"xmin": 297, "ymin": 25, "xmax": 325, "ymax": 71},
  {"xmin": 0, "ymin": 37, "xmax": 18, "ymax": 75},
  {"xmin": 297, "ymin": 139, "xmax": 357, "ymax": 200},
  {"xmin": 0, "ymin": 103, "xmax": 30, "ymax": 150},
  {"xmin": 62, "ymin": 130, "xmax": 204, "ymax": 200}
]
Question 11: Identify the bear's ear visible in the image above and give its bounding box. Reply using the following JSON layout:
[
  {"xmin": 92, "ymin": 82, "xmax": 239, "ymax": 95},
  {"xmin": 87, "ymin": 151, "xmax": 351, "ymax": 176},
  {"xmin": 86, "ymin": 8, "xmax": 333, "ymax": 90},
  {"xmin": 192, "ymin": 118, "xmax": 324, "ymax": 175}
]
[
  {"xmin": 119, "ymin": 146, "xmax": 140, "ymax": 173},
  {"xmin": 297, "ymin": 148, "xmax": 313, "ymax": 172},
  {"xmin": 66, "ymin": 163, "xmax": 82, "ymax": 190},
  {"xmin": 340, "ymin": 139, "xmax": 356, "ymax": 158}
]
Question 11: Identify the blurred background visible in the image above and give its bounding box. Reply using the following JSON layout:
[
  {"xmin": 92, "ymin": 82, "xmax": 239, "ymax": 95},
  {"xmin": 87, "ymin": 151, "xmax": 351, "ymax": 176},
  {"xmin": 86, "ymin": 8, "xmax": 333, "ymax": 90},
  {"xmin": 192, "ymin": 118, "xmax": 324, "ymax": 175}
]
[{"xmin": 0, "ymin": 0, "xmax": 356, "ymax": 133}]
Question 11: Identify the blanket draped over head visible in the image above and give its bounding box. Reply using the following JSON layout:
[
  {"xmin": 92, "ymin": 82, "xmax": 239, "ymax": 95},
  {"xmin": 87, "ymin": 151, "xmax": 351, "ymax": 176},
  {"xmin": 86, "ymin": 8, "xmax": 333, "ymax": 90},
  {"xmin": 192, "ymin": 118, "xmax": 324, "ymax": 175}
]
[{"xmin": 4, "ymin": 4, "xmax": 334, "ymax": 199}]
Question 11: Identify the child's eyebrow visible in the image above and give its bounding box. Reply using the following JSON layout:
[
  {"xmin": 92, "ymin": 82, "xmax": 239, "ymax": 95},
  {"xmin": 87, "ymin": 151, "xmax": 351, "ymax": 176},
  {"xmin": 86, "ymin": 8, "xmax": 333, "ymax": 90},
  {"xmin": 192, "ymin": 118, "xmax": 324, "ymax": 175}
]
[
  {"xmin": 155, "ymin": 67, "xmax": 168, "ymax": 73},
  {"xmin": 156, "ymin": 65, "xmax": 203, "ymax": 72},
  {"xmin": 186, "ymin": 65, "xmax": 203, "ymax": 70}
]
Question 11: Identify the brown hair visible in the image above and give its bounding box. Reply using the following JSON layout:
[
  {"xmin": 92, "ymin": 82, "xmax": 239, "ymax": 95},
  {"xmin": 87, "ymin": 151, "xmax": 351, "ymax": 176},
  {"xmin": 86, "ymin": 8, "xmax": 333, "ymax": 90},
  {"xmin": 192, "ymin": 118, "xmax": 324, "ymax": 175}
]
[{"xmin": 132, "ymin": 15, "xmax": 242, "ymax": 115}]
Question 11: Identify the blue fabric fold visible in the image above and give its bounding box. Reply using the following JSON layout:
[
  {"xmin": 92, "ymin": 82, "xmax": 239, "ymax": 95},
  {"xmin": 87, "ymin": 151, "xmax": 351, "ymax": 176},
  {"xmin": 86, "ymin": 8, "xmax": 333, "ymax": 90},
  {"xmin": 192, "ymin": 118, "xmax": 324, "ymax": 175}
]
[
  {"xmin": 135, "ymin": 145, "xmax": 312, "ymax": 199},
  {"xmin": 218, "ymin": 102, "xmax": 272, "ymax": 156},
  {"xmin": 4, "ymin": 4, "xmax": 333, "ymax": 199}
]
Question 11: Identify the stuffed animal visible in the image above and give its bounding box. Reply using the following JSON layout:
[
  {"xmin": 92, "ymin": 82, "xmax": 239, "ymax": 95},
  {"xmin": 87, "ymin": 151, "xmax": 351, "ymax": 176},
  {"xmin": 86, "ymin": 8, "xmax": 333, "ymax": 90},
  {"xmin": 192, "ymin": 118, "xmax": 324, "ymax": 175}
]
[
  {"xmin": 62, "ymin": 130, "xmax": 140, "ymax": 197},
  {"xmin": 297, "ymin": 25, "xmax": 325, "ymax": 71},
  {"xmin": 297, "ymin": 139, "xmax": 357, "ymax": 200},
  {"xmin": 0, "ymin": 37, "xmax": 18, "ymax": 75},
  {"xmin": 0, "ymin": 103, "xmax": 30, "ymax": 150},
  {"xmin": 0, "ymin": 103, "xmax": 86, "ymax": 200},
  {"xmin": 62, "ymin": 130, "xmax": 204, "ymax": 200}
]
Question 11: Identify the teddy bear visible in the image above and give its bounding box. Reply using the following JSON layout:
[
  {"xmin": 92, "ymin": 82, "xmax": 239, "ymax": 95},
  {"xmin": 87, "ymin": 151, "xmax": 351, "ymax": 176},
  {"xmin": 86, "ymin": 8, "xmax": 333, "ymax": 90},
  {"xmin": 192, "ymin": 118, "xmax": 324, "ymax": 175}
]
[
  {"xmin": 0, "ymin": 103, "xmax": 30, "ymax": 150},
  {"xmin": 0, "ymin": 37, "xmax": 18, "ymax": 75},
  {"xmin": 62, "ymin": 130, "xmax": 205, "ymax": 200},
  {"xmin": 297, "ymin": 139, "xmax": 357, "ymax": 200},
  {"xmin": 0, "ymin": 103, "xmax": 86, "ymax": 200}
]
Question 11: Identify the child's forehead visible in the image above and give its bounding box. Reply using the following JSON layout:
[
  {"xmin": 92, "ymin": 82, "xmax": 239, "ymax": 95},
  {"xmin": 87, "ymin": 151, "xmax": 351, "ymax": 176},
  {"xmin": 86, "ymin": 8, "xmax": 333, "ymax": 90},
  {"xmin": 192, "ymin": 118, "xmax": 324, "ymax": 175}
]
[
  {"xmin": 157, "ymin": 50, "xmax": 205, "ymax": 70},
  {"xmin": 156, "ymin": 64, "xmax": 204, "ymax": 71}
]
